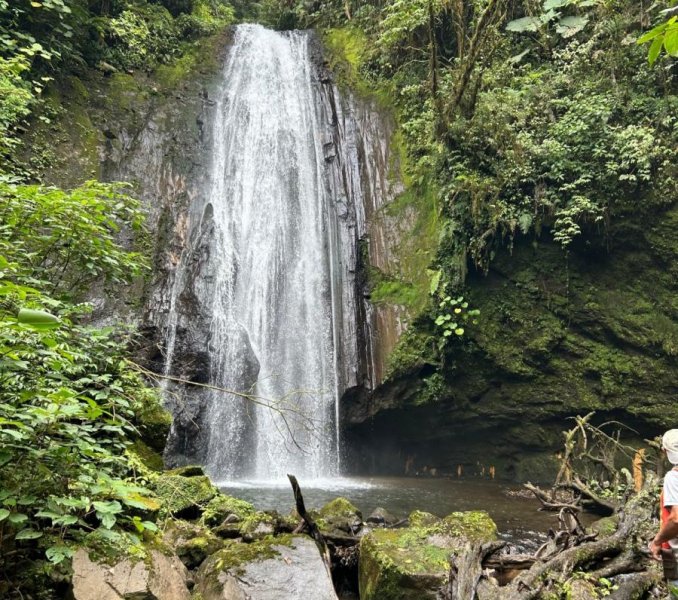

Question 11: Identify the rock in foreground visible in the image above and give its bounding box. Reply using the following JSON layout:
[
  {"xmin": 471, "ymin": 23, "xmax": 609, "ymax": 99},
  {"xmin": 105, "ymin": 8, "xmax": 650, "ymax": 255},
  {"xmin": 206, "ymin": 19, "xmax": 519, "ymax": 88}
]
[
  {"xmin": 71, "ymin": 548, "xmax": 191, "ymax": 600},
  {"xmin": 359, "ymin": 510, "xmax": 497, "ymax": 600},
  {"xmin": 196, "ymin": 534, "xmax": 338, "ymax": 600}
]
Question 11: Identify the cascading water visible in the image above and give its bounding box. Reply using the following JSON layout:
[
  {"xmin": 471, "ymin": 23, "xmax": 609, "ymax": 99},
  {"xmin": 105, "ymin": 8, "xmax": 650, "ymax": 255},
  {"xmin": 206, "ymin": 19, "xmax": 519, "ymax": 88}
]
[{"xmin": 161, "ymin": 24, "xmax": 345, "ymax": 482}]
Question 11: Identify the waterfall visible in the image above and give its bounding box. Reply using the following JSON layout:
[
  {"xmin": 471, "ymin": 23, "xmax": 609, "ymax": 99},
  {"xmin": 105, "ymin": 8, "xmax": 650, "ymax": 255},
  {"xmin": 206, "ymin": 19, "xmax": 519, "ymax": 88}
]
[{"xmin": 161, "ymin": 24, "xmax": 345, "ymax": 481}]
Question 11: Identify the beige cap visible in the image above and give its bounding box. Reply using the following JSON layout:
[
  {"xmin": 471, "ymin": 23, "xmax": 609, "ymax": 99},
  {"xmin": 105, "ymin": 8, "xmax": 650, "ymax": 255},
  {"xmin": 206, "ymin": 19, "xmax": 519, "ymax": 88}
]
[{"xmin": 663, "ymin": 430, "xmax": 678, "ymax": 464}]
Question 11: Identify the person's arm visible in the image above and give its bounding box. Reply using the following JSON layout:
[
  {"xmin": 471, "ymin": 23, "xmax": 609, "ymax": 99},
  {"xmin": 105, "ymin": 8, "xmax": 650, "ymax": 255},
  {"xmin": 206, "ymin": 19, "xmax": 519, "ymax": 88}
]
[{"xmin": 650, "ymin": 504, "xmax": 678, "ymax": 560}]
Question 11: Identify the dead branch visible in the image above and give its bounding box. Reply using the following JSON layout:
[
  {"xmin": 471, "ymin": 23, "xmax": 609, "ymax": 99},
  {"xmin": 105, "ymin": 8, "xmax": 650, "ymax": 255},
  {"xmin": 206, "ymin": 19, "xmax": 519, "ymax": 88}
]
[
  {"xmin": 287, "ymin": 474, "xmax": 332, "ymax": 575},
  {"xmin": 524, "ymin": 482, "xmax": 582, "ymax": 512}
]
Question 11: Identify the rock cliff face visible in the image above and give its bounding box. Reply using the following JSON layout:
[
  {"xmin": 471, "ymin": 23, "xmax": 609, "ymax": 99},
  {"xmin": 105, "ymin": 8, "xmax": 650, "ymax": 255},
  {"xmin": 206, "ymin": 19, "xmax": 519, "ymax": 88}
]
[{"xmin": 343, "ymin": 207, "xmax": 678, "ymax": 481}]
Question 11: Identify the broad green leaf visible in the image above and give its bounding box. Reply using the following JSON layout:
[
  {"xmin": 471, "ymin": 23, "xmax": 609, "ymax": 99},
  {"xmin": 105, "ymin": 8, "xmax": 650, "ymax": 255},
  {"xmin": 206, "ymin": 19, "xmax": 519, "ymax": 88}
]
[
  {"xmin": 17, "ymin": 308, "xmax": 60, "ymax": 330},
  {"xmin": 556, "ymin": 15, "xmax": 589, "ymax": 38},
  {"xmin": 455, "ymin": 328, "xmax": 465, "ymax": 336},
  {"xmin": 428, "ymin": 269, "xmax": 442, "ymax": 295},
  {"xmin": 15, "ymin": 529, "xmax": 43, "ymax": 540},
  {"xmin": 0, "ymin": 509, "xmax": 9, "ymax": 521},
  {"xmin": 8, "ymin": 512, "xmax": 28, "ymax": 524},
  {"xmin": 665, "ymin": 27, "xmax": 678, "ymax": 56},
  {"xmin": 637, "ymin": 22, "xmax": 667, "ymax": 45},
  {"xmin": 46, "ymin": 545, "xmax": 74, "ymax": 564},
  {"xmin": 506, "ymin": 17, "xmax": 541, "ymax": 33},
  {"xmin": 649, "ymin": 35, "xmax": 664, "ymax": 65}
]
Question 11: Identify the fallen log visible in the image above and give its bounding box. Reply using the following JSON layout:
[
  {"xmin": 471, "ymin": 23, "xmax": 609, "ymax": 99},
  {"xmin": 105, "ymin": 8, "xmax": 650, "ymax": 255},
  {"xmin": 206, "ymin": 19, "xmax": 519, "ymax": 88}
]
[
  {"xmin": 607, "ymin": 568, "xmax": 662, "ymax": 600},
  {"xmin": 503, "ymin": 480, "xmax": 657, "ymax": 599}
]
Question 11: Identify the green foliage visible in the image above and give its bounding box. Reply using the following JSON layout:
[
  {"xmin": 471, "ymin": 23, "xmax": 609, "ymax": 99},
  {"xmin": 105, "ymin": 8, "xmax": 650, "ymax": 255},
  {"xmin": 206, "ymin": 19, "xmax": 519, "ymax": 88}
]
[
  {"xmin": 433, "ymin": 294, "xmax": 479, "ymax": 350},
  {"xmin": 0, "ymin": 180, "xmax": 147, "ymax": 297},
  {"xmin": 0, "ymin": 0, "xmax": 236, "ymax": 177},
  {"xmin": 0, "ymin": 180, "xmax": 164, "ymax": 590},
  {"xmin": 637, "ymin": 14, "xmax": 678, "ymax": 65},
  {"xmin": 506, "ymin": 0, "xmax": 596, "ymax": 38}
]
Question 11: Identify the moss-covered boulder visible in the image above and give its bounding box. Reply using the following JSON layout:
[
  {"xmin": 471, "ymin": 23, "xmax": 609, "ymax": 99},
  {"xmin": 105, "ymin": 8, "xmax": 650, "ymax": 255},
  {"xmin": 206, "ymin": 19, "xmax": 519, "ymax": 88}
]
[
  {"xmin": 127, "ymin": 438, "xmax": 164, "ymax": 473},
  {"xmin": 319, "ymin": 497, "xmax": 362, "ymax": 521},
  {"xmin": 201, "ymin": 494, "xmax": 255, "ymax": 527},
  {"xmin": 166, "ymin": 465, "xmax": 205, "ymax": 477},
  {"xmin": 196, "ymin": 535, "xmax": 337, "ymax": 599},
  {"xmin": 359, "ymin": 510, "xmax": 496, "ymax": 600},
  {"xmin": 317, "ymin": 497, "xmax": 363, "ymax": 536},
  {"xmin": 163, "ymin": 520, "xmax": 223, "ymax": 570},
  {"xmin": 154, "ymin": 473, "xmax": 217, "ymax": 519},
  {"xmin": 238, "ymin": 511, "xmax": 282, "ymax": 542},
  {"xmin": 408, "ymin": 510, "xmax": 440, "ymax": 528},
  {"xmin": 135, "ymin": 399, "xmax": 172, "ymax": 453}
]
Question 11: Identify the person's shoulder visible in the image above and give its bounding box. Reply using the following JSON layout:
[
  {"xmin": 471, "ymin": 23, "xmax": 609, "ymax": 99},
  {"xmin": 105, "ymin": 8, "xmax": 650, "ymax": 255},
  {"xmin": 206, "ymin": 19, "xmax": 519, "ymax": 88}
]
[{"xmin": 665, "ymin": 469, "xmax": 678, "ymax": 485}]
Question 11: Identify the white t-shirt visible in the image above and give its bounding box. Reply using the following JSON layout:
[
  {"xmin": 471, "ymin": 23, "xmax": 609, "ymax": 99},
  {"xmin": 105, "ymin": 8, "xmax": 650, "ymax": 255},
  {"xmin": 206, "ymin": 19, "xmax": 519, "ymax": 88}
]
[{"xmin": 663, "ymin": 469, "xmax": 678, "ymax": 550}]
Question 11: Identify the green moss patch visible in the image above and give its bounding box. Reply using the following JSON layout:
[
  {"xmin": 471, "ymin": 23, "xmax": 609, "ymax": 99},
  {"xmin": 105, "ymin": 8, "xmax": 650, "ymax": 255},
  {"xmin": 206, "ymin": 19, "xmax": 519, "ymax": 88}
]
[
  {"xmin": 201, "ymin": 494, "xmax": 256, "ymax": 527},
  {"xmin": 154, "ymin": 474, "xmax": 216, "ymax": 518},
  {"xmin": 319, "ymin": 497, "xmax": 362, "ymax": 521},
  {"xmin": 359, "ymin": 511, "xmax": 496, "ymax": 600}
]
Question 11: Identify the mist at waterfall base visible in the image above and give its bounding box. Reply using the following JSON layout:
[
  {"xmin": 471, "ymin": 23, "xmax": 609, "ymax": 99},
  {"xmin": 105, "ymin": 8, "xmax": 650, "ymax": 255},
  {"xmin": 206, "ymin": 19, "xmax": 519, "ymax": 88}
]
[{"xmin": 159, "ymin": 24, "xmax": 547, "ymax": 534}]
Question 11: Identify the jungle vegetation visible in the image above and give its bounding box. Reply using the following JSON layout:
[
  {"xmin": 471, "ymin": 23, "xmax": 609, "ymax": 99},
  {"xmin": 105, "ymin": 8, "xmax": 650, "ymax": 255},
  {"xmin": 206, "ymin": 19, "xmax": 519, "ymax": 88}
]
[{"xmin": 0, "ymin": 0, "xmax": 675, "ymax": 596}]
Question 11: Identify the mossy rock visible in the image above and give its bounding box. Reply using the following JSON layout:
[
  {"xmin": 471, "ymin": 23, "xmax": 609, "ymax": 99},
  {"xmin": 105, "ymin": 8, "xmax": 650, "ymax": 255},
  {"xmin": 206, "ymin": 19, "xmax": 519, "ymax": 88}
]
[
  {"xmin": 167, "ymin": 465, "xmax": 205, "ymax": 477},
  {"xmin": 239, "ymin": 511, "xmax": 278, "ymax": 542},
  {"xmin": 127, "ymin": 438, "xmax": 164, "ymax": 473},
  {"xmin": 195, "ymin": 534, "xmax": 337, "ymax": 598},
  {"xmin": 201, "ymin": 494, "xmax": 256, "ymax": 527},
  {"xmin": 198, "ymin": 534, "xmax": 294, "ymax": 578},
  {"xmin": 163, "ymin": 519, "xmax": 223, "ymax": 569},
  {"xmin": 319, "ymin": 497, "xmax": 362, "ymax": 521},
  {"xmin": 359, "ymin": 511, "xmax": 497, "ymax": 600},
  {"xmin": 135, "ymin": 401, "xmax": 172, "ymax": 453},
  {"xmin": 154, "ymin": 474, "xmax": 216, "ymax": 518},
  {"xmin": 440, "ymin": 511, "xmax": 498, "ymax": 540},
  {"xmin": 316, "ymin": 497, "xmax": 363, "ymax": 535},
  {"xmin": 408, "ymin": 510, "xmax": 440, "ymax": 528}
]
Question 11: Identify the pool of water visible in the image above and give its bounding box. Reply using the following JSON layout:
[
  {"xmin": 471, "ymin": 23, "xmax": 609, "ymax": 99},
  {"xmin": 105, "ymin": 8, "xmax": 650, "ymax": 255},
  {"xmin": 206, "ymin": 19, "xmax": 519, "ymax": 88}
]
[{"xmin": 218, "ymin": 476, "xmax": 574, "ymax": 544}]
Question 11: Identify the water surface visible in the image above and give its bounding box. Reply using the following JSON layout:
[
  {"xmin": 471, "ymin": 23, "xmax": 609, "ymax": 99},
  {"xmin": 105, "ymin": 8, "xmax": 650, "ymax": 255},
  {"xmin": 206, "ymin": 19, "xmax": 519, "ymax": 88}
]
[{"xmin": 219, "ymin": 476, "xmax": 574, "ymax": 543}]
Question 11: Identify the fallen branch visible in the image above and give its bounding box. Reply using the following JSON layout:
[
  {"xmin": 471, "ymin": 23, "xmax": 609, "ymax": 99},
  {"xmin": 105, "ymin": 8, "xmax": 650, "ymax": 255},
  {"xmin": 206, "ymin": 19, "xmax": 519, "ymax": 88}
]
[
  {"xmin": 524, "ymin": 482, "xmax": 582, "ymax": 512},
  {"xmin": 287, "ymin": 474, "xmax": 332, "ymax": 575}
]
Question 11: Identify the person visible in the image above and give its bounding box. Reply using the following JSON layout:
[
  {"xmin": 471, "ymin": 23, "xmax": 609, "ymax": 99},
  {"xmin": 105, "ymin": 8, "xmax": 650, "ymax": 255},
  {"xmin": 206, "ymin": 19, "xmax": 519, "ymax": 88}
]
[{"xmin": 649, "ymin": 429, "xmax": 678, "ymax": 597}]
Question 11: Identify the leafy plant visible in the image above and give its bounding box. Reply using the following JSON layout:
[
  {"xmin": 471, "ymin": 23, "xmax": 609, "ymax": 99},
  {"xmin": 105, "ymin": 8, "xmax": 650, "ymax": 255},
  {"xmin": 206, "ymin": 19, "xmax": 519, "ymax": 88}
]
[
  {"xmin": 506, "ymin": 0, "xmax": 597, "ymax": 38},
  {"xmin": 0, "ymin": 181, "xmax": 162, "ymax": 590},
  {"xmin": 637, "ymin": 14, "xmax": 678, "ymax": 65}
]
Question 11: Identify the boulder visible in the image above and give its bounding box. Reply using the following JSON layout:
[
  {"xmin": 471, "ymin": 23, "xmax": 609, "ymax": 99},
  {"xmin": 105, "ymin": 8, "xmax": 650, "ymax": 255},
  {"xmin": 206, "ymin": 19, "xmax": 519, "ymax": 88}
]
[
  {"xmin": 359, "ymin": 511, "xmax": 497, "ymax": 600},
  {"xmin": 317, "ymin": 497, "xmax": 363, "ymax": 535},
  {"xmin": 238, "ymin": 511, "xmax": 289, "ymax": 542},
  {"xmin": 366, "ymin": 507, "xmax": 398, "ymax": 526},
  {"xmin": 195, "ymin": 535, "xmax": 338, "ymax": 600},
  {"xmin": 408, "ymin": 510, "xmax": 440, "ymax": 528},
  {"xmin": 201, "ymin": 493, "xmax": 255, "ymax": 527},
  {"xmin": 163, "ymin": 520, "xmax": 223, "ymax": 569},
  {"xmin": 71, "ymin": 548, "xmax": 190, "ymax": 600},
  {"xmin": 154, "ymin": 472, "xmax": 217, "ymax": 518}
]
